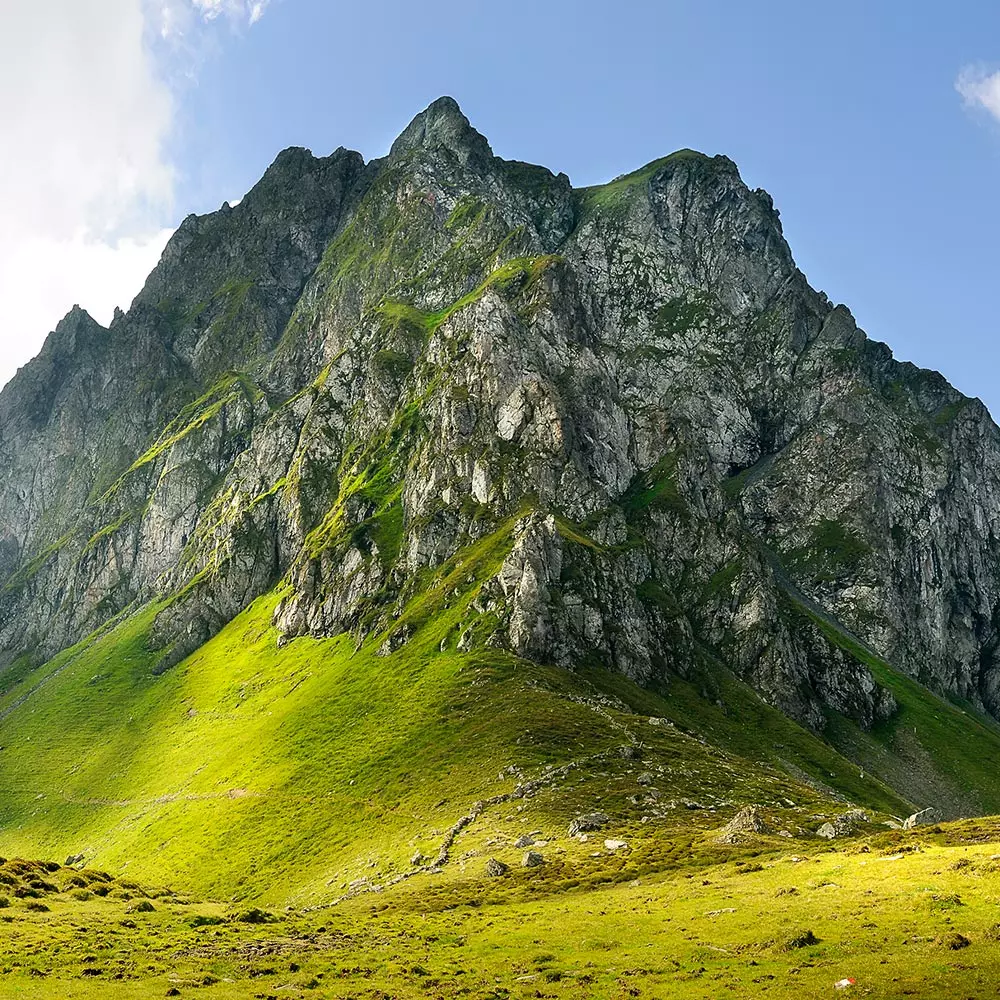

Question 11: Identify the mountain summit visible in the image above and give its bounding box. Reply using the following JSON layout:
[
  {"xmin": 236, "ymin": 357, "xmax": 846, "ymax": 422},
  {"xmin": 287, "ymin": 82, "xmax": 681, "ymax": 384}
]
[{"xmin": 2, "ymin": 98, "xmax": 1000, "ymax": 860}]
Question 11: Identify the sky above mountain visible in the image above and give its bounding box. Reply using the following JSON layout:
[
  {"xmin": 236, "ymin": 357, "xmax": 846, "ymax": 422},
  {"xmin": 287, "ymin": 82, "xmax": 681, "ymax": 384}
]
[{"xmin": 2, "ymin": 0, "xmax": 999, "ymax": 413}]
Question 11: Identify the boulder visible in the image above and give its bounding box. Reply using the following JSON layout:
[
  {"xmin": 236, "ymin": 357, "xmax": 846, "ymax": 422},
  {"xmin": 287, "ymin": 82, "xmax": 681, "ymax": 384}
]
[
  {"xmin": 903, "ymin": 807, "xmax": 938, "ymax": 830},
  {"xmin": 522, "ymin": 851, "xmax": 544, "ymax": 868},
  {"xmin": 568, "ymin": 812, "xmax": 609, "ymax": 836},
  {"xmin": 718, "ymin": 805, "xmax": 772, "ymax": 844},
  {"xmin": 485, "ymin": 858, "xmax": 509, "ymax": 878},
  {"xmin": 817, "ymin": 809, "xmax": 869, "ymax": 839}
]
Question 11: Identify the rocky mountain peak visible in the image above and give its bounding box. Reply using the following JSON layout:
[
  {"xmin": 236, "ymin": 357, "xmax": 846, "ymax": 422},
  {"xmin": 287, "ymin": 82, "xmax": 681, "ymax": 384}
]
[
  {"xmin": 42, "ymin": 304, "xmax": 105, "ymax": 356},
  {"xmin": 389, "ymin": 95, "xmax": 493, "ymax": 166}
]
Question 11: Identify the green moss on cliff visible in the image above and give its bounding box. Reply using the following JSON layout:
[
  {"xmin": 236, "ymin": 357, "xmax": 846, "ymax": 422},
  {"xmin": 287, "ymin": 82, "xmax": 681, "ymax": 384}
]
[{"xmin": 622, "ymin": 454, "xmax": 686, "ymax": 517}]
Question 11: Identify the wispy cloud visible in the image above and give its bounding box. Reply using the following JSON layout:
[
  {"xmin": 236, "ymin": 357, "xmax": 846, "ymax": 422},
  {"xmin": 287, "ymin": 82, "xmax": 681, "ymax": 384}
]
[
  {"xmin": 193, "ymin": 0, "xmax": 271, "ymax": 22},
  {"xmin": 158, "ymin": 0, "xmax": 271, "ymax": 37},
  {"xmin": 956, "ymin": 66, "xmax": 1000, "ymax": 122}
]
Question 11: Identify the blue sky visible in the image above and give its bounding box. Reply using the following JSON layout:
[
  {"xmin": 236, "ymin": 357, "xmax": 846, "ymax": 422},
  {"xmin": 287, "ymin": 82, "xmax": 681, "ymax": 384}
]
[{"xmin": 3, "ymin": 0, "xmax": 1000, "ymax": 415}]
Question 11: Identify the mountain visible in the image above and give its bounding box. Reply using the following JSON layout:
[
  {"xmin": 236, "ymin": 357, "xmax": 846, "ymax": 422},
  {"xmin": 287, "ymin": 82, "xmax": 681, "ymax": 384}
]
[{"xmin": 3, "ymin": 98, "xmax": 1000, "ymax": 900}]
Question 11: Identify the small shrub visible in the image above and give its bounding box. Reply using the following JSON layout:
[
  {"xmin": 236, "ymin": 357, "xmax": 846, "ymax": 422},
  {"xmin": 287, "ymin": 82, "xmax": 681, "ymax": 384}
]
[
  {"xmin": 785, "ymin": 929, "xmax": 820, "ymax": 950},
  {"xmin": 939, "ymin": 932, "xmax": 971, "ymax": 950}
]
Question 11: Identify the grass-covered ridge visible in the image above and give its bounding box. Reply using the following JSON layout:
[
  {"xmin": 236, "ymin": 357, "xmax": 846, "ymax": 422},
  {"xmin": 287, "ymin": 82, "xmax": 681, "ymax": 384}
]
[{"xmin": 575, "ymin": 149, "xmax": 717, "ymax": 218}]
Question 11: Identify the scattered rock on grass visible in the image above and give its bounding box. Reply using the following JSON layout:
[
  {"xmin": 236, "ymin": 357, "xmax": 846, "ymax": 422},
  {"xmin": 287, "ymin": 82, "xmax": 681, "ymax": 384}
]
[
  {"xmin": 818, "ymin": 809, "xmax": 870, "ymax": 839},
  {"xmin": 568, "ymin": 813, "xmax": 609, "ymax": 836},
  {"xmin": 514, "ymin": 835, "xmax": 535, "ymax": 849},
  {"xmin": 485, "ymin": 858, "xmax": 509, "ymax": 878},
  {"xmin": 522, "ymin": 851, "xmax": 544, "ymax": 868}
]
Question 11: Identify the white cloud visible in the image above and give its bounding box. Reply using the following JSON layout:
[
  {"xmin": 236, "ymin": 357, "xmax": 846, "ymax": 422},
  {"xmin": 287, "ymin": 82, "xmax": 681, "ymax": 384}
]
[
  {"xmin": 956, "ymin": 66, "xmax": 1000, "ymax": 123},
  {"xmin": 159, "ymin": 0, "xmax": 271, "ymax": 34},
  {"xmin": 200, "ymin": 0, "xmax": 271, "ymax": 22},
  {"xmin": 6, "ymin": 229, "xmax": 175, "ymax": 343},
  {"xmin": 0, "ymin": 0, "xmax": 270, "ymax": 390}
]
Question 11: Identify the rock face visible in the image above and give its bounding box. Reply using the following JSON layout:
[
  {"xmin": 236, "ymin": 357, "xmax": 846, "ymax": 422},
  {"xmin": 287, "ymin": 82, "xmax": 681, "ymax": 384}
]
[{"xmin": 3, "ymin": 97, "xmax": 1000, "ymax": 741}]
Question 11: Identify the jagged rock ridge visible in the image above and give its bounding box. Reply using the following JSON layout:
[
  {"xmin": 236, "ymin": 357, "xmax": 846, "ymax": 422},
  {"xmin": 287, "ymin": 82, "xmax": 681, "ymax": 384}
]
[{"xmin": 2, "ymin": 96, "xmax": 999, "ymax": 743}]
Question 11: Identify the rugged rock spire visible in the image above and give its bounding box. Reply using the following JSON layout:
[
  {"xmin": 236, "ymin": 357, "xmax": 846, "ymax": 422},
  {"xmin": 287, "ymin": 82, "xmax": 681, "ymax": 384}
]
[{"xmin": 389, "ymin": 95, "xmax": 493, "ymax": 165}]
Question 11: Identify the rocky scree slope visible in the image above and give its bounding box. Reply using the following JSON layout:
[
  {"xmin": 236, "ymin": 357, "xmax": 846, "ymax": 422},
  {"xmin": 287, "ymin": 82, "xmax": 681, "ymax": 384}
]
[{"xmin": 2, "ymin": 97, "xmax": 999, "ymax": 783}]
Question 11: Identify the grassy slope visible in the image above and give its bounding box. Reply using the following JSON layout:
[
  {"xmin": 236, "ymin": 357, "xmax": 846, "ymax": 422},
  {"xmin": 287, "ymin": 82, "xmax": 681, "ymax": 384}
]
[
  {"xmin": 780, "ymin": 588, "xmax": 1000, "ymax": 816},
  {"xmin": 0, "ymin": 547, "xmax": 915, "ymax": 909},
  {"xmin": 5, "ymin": 820, "xmax": 1000, "ymax": 998}
]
